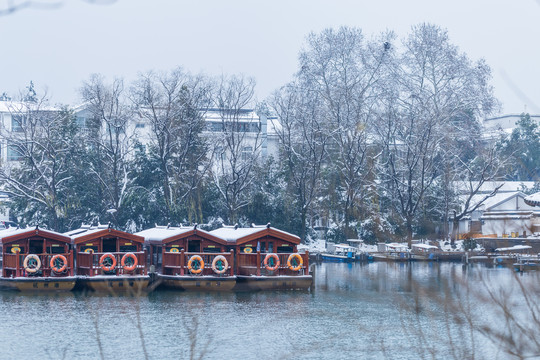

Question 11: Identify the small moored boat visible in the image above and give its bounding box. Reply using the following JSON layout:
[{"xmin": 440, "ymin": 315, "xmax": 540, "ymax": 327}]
[
  {"xmin": 210, "ymin": 224, "xmax": 312, "ymax": 291},
  {"xmin": 0, "ymin": 226, "xmax": 76, "ymax": 292},
  {"xmin": 136, "ymin": 225, "xmax": 237, "ymax": 291},
  {"xmin": 67, "ymin": 224, "xmax": 150, "ymax": 293}
]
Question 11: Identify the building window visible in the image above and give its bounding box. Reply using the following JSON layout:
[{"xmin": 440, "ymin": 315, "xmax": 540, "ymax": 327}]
[
  {"xmin": 242, "ymin": 146, "xmax": 253, "ymax": 161},
  {"xmin": 7, "ymin": 145, "xmax": 23, "ymax": 161},
  {"xmin": 11, "ymin": 115, "xmax": 24, "ymax": 132},
  {"xmin": 76, "ymin": 116, "xmax": 87, "ymax": 129}
]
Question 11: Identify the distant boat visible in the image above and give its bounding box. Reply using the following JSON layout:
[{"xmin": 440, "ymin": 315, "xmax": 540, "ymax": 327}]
[
  {"xmin": 371, "ymin": 243, "xmax": 410, "ymax": 262},
  {"xmin": 514, "ymin": 255, "xmax": 540, "ymax": 272},
  {"xmin": 321, "ymin": 244, "xmax": 357, "ymax": 262}
]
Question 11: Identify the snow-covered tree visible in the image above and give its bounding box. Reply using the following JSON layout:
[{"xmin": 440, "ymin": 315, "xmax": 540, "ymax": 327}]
[
  {"xmin": 375, "ymin": 23, "xmax": 497, "ymax": 246},
  {"xmin": 297, "ymin": 26, "xmax": 393, "ymax": 238},
  {"xmin": 0, "ymin": 87, "xmax": 82, "ymax": 230},
  {"xmin": 210, "ymin": 75, "xmax": 261, "ymax": 223},
  {"xmin": 271, "ymin": 82, "xmax": 329, "ymax": 241},
  {"xmin": 130, "ymin": 68, "xmax": 213, "ymax": 223},
  {"xmin": 80, "ymin": 74, "xmax": 135, "ymax": 226}
]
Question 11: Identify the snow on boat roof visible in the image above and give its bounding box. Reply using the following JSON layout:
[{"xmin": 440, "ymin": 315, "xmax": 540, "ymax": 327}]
[
  {"xmin": 135, "ymin": 226, "xmax": 193, "ymax": 241},
  {"xmin": 386, "ymin": 243, "xmax": 408, "ymax": 249},
  {"xmin": 66, "ymin": 224, "xmax": 113, "ymax": 239},
  {"xmin": 412, "ymin": 244, "xmax": 438, "ymax": 249},
  {"xmin": 210, "ymin": 225, "xmax": 300, "ymax": 243},
  {"xmin": 0, "ymin": 226, "xmax": 70, "ymax": 242},
  {"xmin": 495, "ymin": 245, "xmax": 532, "ymax": 252}
]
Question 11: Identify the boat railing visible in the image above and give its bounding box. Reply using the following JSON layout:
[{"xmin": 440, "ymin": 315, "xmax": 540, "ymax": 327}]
[
  {"xmin": 236, "ymin": 251, "xmax": 310, "ymax": 276},
  {"xmin": 2, "ymin": 251, "xmax": 75, "ymax": 277},
  {"xmin": 162, "ymin": 249, "xmax": 235, "ymax": 276},
  {"xmin": 76, "ymin": 251, "xmax": 147, "ymax": 276}
]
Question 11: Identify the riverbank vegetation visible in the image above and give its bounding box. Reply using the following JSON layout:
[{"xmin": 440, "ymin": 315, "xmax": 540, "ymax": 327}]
[{"xmin": 1, "ymin": 24, "xmax": 538, "ymax": 244}]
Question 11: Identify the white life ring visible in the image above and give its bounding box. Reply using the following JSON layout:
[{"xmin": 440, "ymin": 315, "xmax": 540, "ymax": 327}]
[
  {"xmin": 211, "ymin": 255, "xmax": 228, "ymax": 275},
  {"xmin": 23, "ymin": 254, "xmax": 41, "ymax": 273}
]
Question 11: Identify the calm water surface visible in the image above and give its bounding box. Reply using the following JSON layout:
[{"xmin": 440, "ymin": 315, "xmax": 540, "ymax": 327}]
[{"xmin": 0, "ymin": 262, "xmax": 535, "ymax": 360}]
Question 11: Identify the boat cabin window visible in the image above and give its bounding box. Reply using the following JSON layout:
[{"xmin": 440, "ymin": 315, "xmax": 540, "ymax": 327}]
[
  {"xmin": 47, "ymin": 246, "xmax": 65, "ymax": 254},
  {"xmin": 268, "ymin": 243, "xmax": 273, "ymax": 253},
  {"xmin": 120, "ymin": 245, "xmax": 137, "ymax": 252},
  {"xmin": 277, "ymin": 246, "xmax": 293, "ymax": 253},
  {"xmin": 188, "ymin": 240, "xmax": 200, "ymax": 253},
  {"xmin": 29, "ymin": 240, "xmax": 43, "ymax": 254},
  {"xmin": 260, "ymin": 242, "xmax": 266, "ymax": 252},
  {"xmin": 102, "ymin": 238, "xmax": 117, "ymax": 252}
]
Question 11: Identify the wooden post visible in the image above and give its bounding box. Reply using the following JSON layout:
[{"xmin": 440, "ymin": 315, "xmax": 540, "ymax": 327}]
[
  {"xmin": 143, "ymin": 249, "xmax": 147, "ymax": 275},
  {"xmin": 256, "ymin": 250, "xmax": 261, "ymax": 276},
  {"xmin": 229, "ymin": 250, "xmax": 234, "ymax": 277},
  {"xmin": 180, "ymin": 249, "xmax": 185, "ymax": 276},
  {"xmin": 305, "ymin": 250, "xmax": 309, "ymax": 275},
  {"xmin": 16, "ymin": 252, "xmax": 20, "ymax": 277},
  {"xmin": 70, "ymin": 249, "xmax": 74, "ymax": 276},
  {"xmin": 90, "ymin": 252, "xmax": 94, "ymax": 277}
]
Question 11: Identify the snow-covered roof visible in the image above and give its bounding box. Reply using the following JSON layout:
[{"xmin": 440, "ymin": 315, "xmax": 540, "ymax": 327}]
[
  {"xmin": 135, "ymin": 226, "xmax": 193, "ymax": 242},
  {"xmin": 455, "ymin": 181, "xmax": 536, "ymax": 195},
  {"xmin": 412, "ymin": 244, "xmax": 438, "ymax": 249},
  {"xmin": 209, "ymin": 225, "xmax": 300, "ymax": 243},
  {"xmin": 525, "ymin": 192, "xmax": 540, "ymax": 207},
  {"xmin": 334, "ymin": 244, "xmax": 356, "ymax": 250},
  {"xmin": 66, "ymin": 224, "xmax": 111, "ymax": 240},
  {"xmin": 462, "ymin": 191, "xmax": 537, "ymax": 213},
  {"xmin": 0, "ymin": 100, "xmax": 58, "ymax": 113},
  {"xmin": 210, "ymin": 226, "xmax": 266, "ymax": 242},
  {"xmin": 495, "ymin": 245, "xmax": 532, "ymax": 252},
  {"xmin": 0, "ymin": 227, "xmax": 20, "ymax": 237},
  {"xmin": 386, "ymin": 243, "xmax": 408, "ymax": 249},
  {"xmin": 0, "ymin": 226, "xmax": 71, "ymax": 243}
]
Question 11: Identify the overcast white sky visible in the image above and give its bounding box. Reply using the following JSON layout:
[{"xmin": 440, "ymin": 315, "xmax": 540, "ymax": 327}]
[{"xmin": 1, "ymin": 0, "xmax": 539, "ymax": 115}]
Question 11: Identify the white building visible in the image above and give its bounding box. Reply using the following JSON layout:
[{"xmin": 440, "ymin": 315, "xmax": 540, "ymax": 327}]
[{"xmin": 450, "ymin": 182, "xmax": 540, "ymax": 238}]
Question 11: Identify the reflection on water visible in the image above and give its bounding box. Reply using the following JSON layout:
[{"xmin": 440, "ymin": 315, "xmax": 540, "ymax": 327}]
[{"xmin": 0, "ymin": 262, "xmax": 536, "ymax": 359}]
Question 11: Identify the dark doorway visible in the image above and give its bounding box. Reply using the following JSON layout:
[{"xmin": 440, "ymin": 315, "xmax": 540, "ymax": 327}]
[
  {"xmin": 103, "ymin": 238, "xmax": 117, "ymax": 252},
  {"xmin": 29, "ymin": 240, "xmax": 43, "ymax": 254},
  {"xmin": 188, "ymin": 240, "xmax": 201, "ymax": 253}
]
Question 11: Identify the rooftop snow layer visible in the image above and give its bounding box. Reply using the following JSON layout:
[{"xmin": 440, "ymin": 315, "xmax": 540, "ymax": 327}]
[
  {"xmin": 210, "ymin": 226, "xmax": 300, "ymax": 242},
  {"xmin": 135, "ymin": 226, "xmax": 194, "ymax": 241}
]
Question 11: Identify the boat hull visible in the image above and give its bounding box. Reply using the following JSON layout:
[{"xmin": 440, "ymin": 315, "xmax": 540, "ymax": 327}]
[
  {"xmin": 371, "ymin": 253, "xmax": 410, "ymax": 262},
  {"xmin": 78, "ymin": 275, "xmax": 150, "ymax": 293},
  {"xmin": 320, "ymin": 253, "xmax": 354, "ymax": 262},
  {"xmin": 0, "ymin": 276, "xmax": 76, "ymax": 292},
  {"xmin": 235, "ymin": 275, "xmax": 313, "ymax": 291},
  {"xmin": 158, "ymin": 274, "xmax": 236, "ymax": 291}
]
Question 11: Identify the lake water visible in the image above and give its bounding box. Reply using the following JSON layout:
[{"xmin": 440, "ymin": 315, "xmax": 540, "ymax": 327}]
[{"xmin": 0, "ymin": 262, "xmax": 537, "ymax": 360}]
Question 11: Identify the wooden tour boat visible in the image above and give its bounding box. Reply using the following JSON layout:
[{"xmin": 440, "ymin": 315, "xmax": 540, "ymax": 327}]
[
  {"xmin": 0, "ymin": 227, "xmax": 76, "ymax": 292},
  {"xmin": 210, "ymin": 224, "xmax": 312, "ymax": 291},
  {"xmin": 67, "ymin": 224, "xmax": 149, "ymax": 292},
  {"xmin": 137, "ymin": 225, "xmax": 237, "ymax": 291}
]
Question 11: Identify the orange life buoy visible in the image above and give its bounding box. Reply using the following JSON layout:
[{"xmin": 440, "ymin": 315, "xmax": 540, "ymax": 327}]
[
  {"xmin": 23, "ymin": 254, "xmax": 41, "ymax": 273},
  {"xmin": 50, "ymin": 254, "xmax": 68, "ymax": 273},
  {"xmin": 263, "ymin": 253, "xmax": 280, "ymax": 272},
  {"xmin": 99, "ymin": 253, "xmax": 117, "ymax": 272},
  {"xmin": 187, "ymin": 255, "xmax": 204, "ymax": 274},
  {"xmin": 287, "ymin": 253, "xmax": 303, "ymax": 271},
  {"xmin": 121, "ymin": 252, "xmax": 138, "ymax": 272},
  {"xmin": 211, "ymin": 255, "xmax": 228, "ymax": 275}
]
